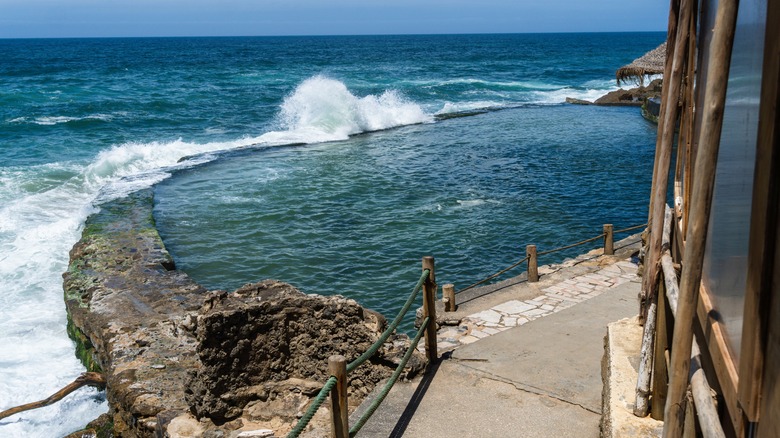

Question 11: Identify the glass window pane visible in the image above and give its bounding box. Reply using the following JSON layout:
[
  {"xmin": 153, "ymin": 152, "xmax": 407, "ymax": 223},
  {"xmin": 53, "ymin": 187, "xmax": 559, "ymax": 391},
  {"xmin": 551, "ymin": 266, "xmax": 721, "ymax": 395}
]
[{"xmin": 701, "ymin": 0, "xmax": 766, "ymax": 366}]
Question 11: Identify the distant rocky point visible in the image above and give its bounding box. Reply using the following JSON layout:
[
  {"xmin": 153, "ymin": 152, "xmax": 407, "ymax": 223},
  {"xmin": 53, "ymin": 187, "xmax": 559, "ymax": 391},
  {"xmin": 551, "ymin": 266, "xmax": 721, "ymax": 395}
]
[{"xmin": 566, "ymin": 78, "xmax": 663, "ymax": 107}]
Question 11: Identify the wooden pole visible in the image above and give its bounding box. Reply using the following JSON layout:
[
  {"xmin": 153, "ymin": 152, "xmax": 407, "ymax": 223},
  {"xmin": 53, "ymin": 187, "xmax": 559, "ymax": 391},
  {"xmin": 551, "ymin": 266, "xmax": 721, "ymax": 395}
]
[
  {"xmin": 648, "ymin": 0, "xmax": 681, "ymax": 226},
  {"xmin": 422, "ymin": 256, "xmax": 438, "ymax": 362},
  {"xmin": 663, "ymin": 1, "xmax": 739, "ymax": 435},
  {"xmin": 662, "ymin": 253, "xmax": 725, "ymax": 437},
  {"xmin": 652, "ymin": 272, "xmax": 670, "ymax": 420},
  {"xmin": 642, "ymin": 0, "xmax": 693, "ymax": 326},
  {"xmin": 603, "ymin": 224, "xmax": 614, "ymax": 255},
  {"xmin": 329, "ymin": 355, "xmax": 348, "ymax": 438},
  {"xmin": 526, "ymin": 244, "xmax": 538, "ymax": 282},
  {"xmin": 635, "ymin": 299, "xmax": 657, "ymax": 417},
  {"xmin": 635, "ymin": 209, "xmax": 671, "ymax": 417},
  {"xmin": 690, "ymin": 344, "xmax": 726, "ymax": 438},
  {"xmin": 442, "ymin": 283, "xmax": 456, "ymax": 312}
]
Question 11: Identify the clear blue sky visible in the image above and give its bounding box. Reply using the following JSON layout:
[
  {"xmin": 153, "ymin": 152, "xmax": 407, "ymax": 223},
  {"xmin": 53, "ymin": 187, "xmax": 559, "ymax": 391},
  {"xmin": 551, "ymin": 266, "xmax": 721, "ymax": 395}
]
[{"xmin": 0, "ymin": 0, "xmax": 667, "ymax": 38}]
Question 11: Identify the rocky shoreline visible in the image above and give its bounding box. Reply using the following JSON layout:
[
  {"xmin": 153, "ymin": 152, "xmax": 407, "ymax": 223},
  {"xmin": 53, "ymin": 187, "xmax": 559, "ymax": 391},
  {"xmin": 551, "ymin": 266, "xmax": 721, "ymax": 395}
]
[
  {"xmin": 566, "ymin": 78, "xmax": 662, "ymax": 109},
  {"xmin": 62, "ymin": 189, "xmax": 423, "ymax": 437}
]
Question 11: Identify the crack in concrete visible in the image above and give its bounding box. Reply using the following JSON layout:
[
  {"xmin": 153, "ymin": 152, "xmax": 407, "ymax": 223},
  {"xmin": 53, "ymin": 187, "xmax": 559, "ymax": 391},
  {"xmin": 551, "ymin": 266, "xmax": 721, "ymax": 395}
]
[{"xmin": 451, "ymin": 359, "xmax": 602, "ymax": 415}]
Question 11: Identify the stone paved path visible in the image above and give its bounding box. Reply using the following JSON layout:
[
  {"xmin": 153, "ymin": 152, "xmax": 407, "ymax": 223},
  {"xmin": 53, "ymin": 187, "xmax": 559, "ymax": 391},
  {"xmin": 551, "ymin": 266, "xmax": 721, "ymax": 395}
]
[{"xmin": 430, "ymin": 260, "xmax": 639, "ymax": 352}]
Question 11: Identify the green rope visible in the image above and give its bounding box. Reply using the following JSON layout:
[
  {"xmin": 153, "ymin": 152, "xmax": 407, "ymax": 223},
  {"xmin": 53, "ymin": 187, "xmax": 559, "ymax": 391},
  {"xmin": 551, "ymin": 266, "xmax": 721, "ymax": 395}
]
[
  {"xmin": 286, "ymin": 375, "xmax": 338, "ymax": 438},
  {"xmin": 614, "ymin": 223, "xmax": 647, "ymax": 234},
  {"xmin": 346, "ymin": 269, "xmax": 429, "ymax": 373},
  {"xmin": 349, "ymin": 316, "xmax": 430, "ymax": 437}
]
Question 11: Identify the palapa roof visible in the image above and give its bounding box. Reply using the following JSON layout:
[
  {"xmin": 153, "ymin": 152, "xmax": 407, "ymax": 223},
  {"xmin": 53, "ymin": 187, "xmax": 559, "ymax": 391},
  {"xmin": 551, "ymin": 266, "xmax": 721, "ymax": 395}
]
[{"xmin": 616, "ymin": 42, "xmax": 667, "ymax": 85}]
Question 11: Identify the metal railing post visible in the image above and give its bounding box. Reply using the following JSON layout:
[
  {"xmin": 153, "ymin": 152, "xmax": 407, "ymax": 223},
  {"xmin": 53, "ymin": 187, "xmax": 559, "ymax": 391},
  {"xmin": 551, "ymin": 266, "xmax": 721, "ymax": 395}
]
[
  {"xmin": 422, "ymin": 256, "xmax": 438, "ymax": 362},
  {"xmin": 329, "ymin": 355, "xmax": 348, "ymax": 438},
  {"xmin": 604, "ymin": 224, "xmax": 614, "ymax": 255},
  {"xmin": 526, "ymin": 244, "xmax": 538, "ymax": 282}
]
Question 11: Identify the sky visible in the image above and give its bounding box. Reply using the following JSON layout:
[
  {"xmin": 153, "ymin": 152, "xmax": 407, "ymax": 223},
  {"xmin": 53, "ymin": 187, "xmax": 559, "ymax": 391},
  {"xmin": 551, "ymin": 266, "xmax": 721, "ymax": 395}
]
[{"xmin": 0, "ymin": 0, "xmax": 668, "ymax": 39}]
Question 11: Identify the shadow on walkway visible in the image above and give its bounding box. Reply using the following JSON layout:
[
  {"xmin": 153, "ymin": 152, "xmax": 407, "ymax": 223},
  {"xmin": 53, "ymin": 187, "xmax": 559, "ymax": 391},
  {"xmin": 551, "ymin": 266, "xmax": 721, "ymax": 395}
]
[{"xmin": 387, "ymin": 356, "xmax": 444, "ymax": 438}]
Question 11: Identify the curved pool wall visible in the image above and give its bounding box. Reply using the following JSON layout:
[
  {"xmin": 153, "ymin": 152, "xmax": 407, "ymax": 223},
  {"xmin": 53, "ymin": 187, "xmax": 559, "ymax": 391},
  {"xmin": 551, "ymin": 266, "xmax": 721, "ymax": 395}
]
[{"xmin": 153, "ymin": 105, "xmax": 656, "ymax": 328}]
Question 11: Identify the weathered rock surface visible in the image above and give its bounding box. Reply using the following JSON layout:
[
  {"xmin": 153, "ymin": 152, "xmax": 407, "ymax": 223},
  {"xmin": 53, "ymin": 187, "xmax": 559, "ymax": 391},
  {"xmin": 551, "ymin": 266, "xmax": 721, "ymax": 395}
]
[
  {"xmin": 565, "ymin": 79, "xmax": 663, "ymax": 107},
  {"xmin": 593, "ymin": 79, "xmax": 663, "ymax": 106},
  {"xmin": 63, "ymin": 189, "xmax": 422, "ymax": 437}
]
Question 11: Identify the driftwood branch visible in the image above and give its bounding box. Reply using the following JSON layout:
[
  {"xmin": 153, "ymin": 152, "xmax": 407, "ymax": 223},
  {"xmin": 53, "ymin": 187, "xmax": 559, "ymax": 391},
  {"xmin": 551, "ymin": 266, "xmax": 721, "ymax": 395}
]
[{"xmin": 0, "ymin": 372, "xmax": 106, "ymax": 420}]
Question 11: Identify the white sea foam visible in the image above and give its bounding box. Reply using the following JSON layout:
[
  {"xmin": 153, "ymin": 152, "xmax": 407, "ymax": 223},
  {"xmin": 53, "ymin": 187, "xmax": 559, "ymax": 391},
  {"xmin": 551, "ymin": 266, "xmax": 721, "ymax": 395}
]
[
  {"xmin": 0, "ymin": 136, "xmax": 262, "ymax": 436},
  {"xmin": 256, "ymin": 76, "xmax": 432, "ymax": 145},
  {"xmin": 436, "ymin": 101, "xmax": 507, "ymax": 114},
  {"xmin": 7, "ymin": 114, "xmax": 115, "ymax": 126}
]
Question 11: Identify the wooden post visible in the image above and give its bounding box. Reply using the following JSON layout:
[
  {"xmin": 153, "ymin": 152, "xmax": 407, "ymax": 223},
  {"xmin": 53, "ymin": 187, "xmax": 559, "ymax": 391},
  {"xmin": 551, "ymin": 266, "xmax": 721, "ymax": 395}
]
[
  {"xmin": 603, "ymin": 224, "xmax": 614, "ymax": 255},
  {"xmin": 642, "ymin": 0, "xmax": 694, "ymax": 326},
  {"xmin": 422, "ymin": 256, "xmax": 438, "ymax": 362},
  {"xmin": 635, "ymin": 299, "xmax": 657, "ymax": 417},
  {"xmin": 526, "ymin": 244, "xmax": 538, "ymax": 283},
  {"xmin": 329, "ymin": 355, "xmax": 348, "ymax": 438},
  {"xmin": 663, "ymin": 0, "xmax": 739, "ymax": 435},
  {"xmin": 651, "ymin": 273, "xmax": 670, "ymax": 420},
  {"xmin": 442, "ymin": 283, "xmax": 456, "ymax": 312},
  {"xmin": 682, "ymin": 392, "xmax": 696, "ymax": 438}
]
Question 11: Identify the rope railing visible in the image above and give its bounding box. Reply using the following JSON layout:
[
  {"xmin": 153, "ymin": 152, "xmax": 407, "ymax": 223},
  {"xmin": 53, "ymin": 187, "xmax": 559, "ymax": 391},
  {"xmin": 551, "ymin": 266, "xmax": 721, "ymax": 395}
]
[
  {"xmin": 349, "ymin": 316, "xmax": 430, "ymax": 437},
  {"xmin": 286, "ymin": 258, "xmax": 438, "ymax": 438},
  {"xmin": 347, "ymin": 269, "xmax": 429, "ymax": 373},
  {"xmin": 536, "ymin": 233, "xmax": 606, "ymax": 256},
  {"xmin": 287, "ymin": 376, "xmax": 338, "ymax": 438},
  {"xmin": 614, "ymin": 223, "xmax": 647, "ymax": 234},
  {"xmin": 454, "ymin": 222, "xmax": 647, "ymax": 296},
  {"xmin": 455, "ymin": 255, "xmax": 530, "ymax": 295},
  {"xmin": 284, "ymin": 222, "xmax": 648, "ymax": 437}
]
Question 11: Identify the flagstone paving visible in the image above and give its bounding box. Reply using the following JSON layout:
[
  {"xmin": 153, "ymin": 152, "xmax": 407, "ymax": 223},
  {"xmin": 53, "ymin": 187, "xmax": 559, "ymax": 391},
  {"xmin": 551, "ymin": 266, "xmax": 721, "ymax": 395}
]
[{"xmin": 430, "ymin": 260, "xmax": 639, "ymax": 352}]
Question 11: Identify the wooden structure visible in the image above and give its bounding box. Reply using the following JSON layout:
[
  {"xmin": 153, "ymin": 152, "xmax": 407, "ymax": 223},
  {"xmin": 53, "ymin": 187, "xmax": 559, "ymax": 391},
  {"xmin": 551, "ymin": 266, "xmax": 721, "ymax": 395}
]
[
  {"xmin": 638, "ymin": 0, "xmax": 780, "ymax": 436},
  {"xmin": 616, "ymin": 41, "xmax": 668, "ymax": 86}
]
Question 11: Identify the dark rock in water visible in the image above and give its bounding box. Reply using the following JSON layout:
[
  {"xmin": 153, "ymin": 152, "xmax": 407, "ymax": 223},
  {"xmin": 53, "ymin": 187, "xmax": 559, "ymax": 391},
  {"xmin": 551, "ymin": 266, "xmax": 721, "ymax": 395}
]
[
  {"xmin": 63, "ymin": 188, "xmax": 422, "ymax": 437},
  {"xmin": 594, "ymin": 78, "xmax": 663, "ymax": 107},
  {"xmin": 642, "ymin": 97, "xmax": 662, "ymax": 123}
]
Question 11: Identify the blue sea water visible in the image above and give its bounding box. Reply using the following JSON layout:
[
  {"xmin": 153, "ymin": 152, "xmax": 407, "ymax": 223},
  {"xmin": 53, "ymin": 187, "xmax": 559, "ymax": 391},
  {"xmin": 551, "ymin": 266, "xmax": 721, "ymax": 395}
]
[{"xmin": 0, "ymin": 33, "xmax": 662, "ymax": 437}]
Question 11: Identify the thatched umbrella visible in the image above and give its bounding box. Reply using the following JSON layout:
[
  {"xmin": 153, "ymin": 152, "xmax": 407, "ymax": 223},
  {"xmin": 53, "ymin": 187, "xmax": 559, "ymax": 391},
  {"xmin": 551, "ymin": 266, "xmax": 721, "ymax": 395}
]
[{"xmin": 616, "ymin": 42, "xmax": 667, "ymax": 86}]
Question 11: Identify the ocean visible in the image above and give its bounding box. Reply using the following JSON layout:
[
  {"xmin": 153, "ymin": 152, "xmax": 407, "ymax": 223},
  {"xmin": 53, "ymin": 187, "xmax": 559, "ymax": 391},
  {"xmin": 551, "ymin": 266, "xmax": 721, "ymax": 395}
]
[{"xmin": 0, "ymin": 33, "xmax": 662, "ymax": 437}]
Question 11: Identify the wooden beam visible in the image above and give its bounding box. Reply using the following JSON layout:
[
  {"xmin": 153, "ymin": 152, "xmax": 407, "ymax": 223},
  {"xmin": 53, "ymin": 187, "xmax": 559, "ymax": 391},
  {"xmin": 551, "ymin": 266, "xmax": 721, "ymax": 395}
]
[
  {"xmin": 643, "ymin": 0, "xmax": 693, "ymax": 325},
  {"xmin": 739, "ymin": 0, "xmax": 780, "ymax": 423},
  {"xmin": 662, "ymin": 0, "xmax": 740, "ymax": 435},
  {"xmin": 697, "ymin": 285, "xmax": 741, "ymax": 435},
  {"xmin": 644, "ymin": 0, "xmax": 681, "ymax": 322},
  {"xmin": 663, "ymin": 255, "xmax": 727, "ymax": 438},
  {"xmin": 756, "ymin": 3, "xmax": 780, "ymax": 435},
  {"xmin": 757, "ymin": 214, "xmax": 780, "ymax": 437},
  {"xmin": 636, "ymin": 207, "xmax": 673, "ymax": 417},
  {"xmin": 681, "ymin": 3, "xmax": 698, "ymax": 238},
  {"xmin": 652, "ymin": 274, "xmax": 670, "ymax": 420}
]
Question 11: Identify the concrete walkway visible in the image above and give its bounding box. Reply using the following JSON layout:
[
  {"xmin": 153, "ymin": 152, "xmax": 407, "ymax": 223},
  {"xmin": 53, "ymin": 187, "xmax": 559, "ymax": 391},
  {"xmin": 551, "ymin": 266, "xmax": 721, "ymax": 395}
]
[{"xmin": 352, "ymin": 239, "xmax": 642, "ymax": 437}]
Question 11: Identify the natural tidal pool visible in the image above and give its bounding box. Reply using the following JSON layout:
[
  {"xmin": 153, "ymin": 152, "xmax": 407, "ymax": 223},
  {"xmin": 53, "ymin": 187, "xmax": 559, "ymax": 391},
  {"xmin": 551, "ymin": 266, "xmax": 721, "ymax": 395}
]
[{"xmin": 154, "ymin": 104, "xmax": 656, "ymax": 325}]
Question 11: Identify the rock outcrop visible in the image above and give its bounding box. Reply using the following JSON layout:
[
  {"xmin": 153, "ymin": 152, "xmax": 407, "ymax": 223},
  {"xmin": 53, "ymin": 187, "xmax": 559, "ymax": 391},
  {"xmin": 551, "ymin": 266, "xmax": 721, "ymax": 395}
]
[
  {"xmin": 63, "ymin": 189, "xmax": 423, "ymax": 437},
  {"xmin": 593, "ymin": 79, "xmax": 663, "ymax": 106},
  {"xmin": 565, "ymin": 79, "xmax": 663, "ymax": 107}
]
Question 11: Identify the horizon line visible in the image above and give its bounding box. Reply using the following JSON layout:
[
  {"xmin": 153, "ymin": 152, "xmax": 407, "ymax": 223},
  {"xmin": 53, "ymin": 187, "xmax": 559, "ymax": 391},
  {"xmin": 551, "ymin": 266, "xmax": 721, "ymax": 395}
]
[{"xmin": 0, "ymin": 30, "xmax": 666, "ymax": 41}]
